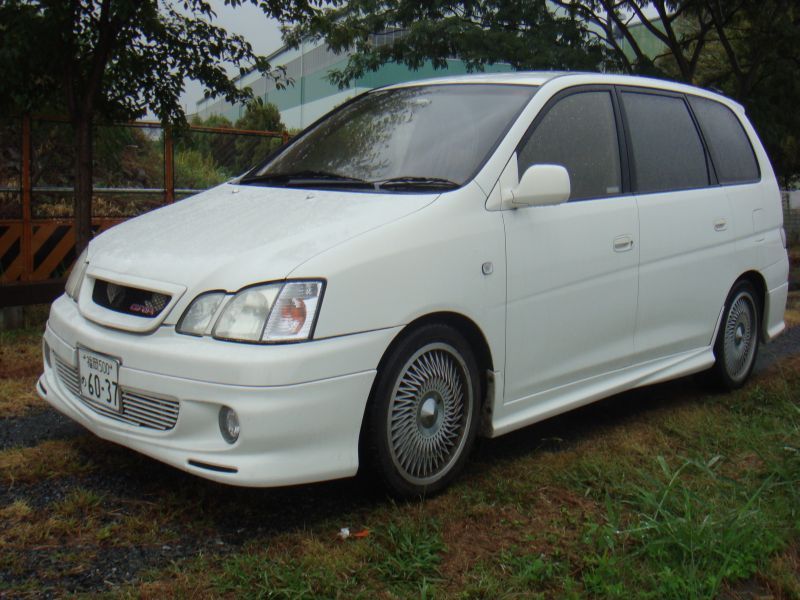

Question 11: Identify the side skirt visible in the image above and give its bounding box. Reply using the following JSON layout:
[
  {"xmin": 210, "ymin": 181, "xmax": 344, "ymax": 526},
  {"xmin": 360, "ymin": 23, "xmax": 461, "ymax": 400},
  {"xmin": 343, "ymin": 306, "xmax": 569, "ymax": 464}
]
[{"xmin": 489, "ymin": 346, "xmax": 715, "ymax": 438}]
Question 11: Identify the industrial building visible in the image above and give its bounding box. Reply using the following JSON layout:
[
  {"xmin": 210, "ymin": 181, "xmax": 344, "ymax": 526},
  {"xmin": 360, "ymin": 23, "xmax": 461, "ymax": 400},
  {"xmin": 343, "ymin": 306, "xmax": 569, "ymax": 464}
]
[{"xmin": 194, "ymin": 33, "xmax": 513, "ymax": 129}]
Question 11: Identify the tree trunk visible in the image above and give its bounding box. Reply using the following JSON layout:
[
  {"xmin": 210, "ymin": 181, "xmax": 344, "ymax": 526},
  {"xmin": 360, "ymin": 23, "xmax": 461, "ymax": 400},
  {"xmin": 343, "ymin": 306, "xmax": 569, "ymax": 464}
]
[{"xmin": 73, "ymin": 114, "xmax": 93, "ymax": 254}]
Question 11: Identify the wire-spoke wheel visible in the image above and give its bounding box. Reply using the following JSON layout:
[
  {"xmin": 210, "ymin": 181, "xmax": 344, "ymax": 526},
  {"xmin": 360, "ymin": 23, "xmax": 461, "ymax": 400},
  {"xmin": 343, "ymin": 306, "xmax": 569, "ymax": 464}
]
[
  {"xmin": 709, "ymin": 280, "xmax": 760, "ymax": 390},
  {"xmin": 388, "ymin": 343, "xmax": 472, "ymax": 485},
  {"xmin": 364, "ymin": 324, "xmax": 481, "ymax": 497}
]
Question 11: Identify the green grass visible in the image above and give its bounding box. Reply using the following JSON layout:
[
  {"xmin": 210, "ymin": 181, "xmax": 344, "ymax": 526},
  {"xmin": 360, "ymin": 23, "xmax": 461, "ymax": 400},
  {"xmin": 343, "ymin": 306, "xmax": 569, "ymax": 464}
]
[
  {"xmin": 199, "ymin": 369, "xmax": 800, "ymax": 599},
  {"xmin": 1, "ymin": 306, "xmax": 799, "ymax": 598},
  {"xmin": 0, "ymin": 305, "xmax": 48, "ymax": 415}
]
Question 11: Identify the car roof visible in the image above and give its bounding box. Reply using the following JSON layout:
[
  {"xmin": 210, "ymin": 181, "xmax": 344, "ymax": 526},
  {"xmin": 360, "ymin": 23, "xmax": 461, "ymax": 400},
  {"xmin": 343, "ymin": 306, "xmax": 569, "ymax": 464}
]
[
  {"xmin": 384, "ymin": 71, "xmax": 744, "ymax": 113},
  {"xmin": 384, "ymin": 71, "xmax": 569, "ymax": 88}
]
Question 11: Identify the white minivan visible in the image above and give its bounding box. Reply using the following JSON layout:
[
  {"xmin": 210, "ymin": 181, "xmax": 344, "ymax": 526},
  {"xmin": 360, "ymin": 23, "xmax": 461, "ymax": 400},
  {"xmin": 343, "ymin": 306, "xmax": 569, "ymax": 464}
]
[{"xmin": 38, "ymin": 72, "xmax": 789, "ymax": 497}]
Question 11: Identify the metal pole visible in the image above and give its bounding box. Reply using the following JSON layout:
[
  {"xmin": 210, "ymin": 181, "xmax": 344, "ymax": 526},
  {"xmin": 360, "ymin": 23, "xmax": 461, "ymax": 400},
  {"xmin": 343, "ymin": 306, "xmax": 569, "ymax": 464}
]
[
  {"xmin": 21, "ymin": 115, "xmax": 32, "ymax": 281},
  {"xmin": 164, "ymin": 125, "xmax": 174, "ymax": 204},
  {"xmin": 300, "ymin": 38, "xmax": 305, "ymax": 128}
]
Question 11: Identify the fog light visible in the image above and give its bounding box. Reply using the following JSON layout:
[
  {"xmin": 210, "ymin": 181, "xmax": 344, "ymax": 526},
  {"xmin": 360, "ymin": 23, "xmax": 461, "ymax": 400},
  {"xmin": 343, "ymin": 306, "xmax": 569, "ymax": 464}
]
[{"xmin": 219, "ymin": 406, "xmax": 240, "ymax": 444}]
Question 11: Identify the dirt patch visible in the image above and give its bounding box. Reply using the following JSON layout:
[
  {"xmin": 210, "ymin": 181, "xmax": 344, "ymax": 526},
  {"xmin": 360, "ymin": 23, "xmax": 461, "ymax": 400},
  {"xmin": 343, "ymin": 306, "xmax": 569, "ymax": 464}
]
[
  {"xmin": 437, "ymin": 486, "xmax": 601, "ymax": 593},
  {"xmin": 0, "ymin": 407, "xmax": 84, "ymax": 451},
  {"xmin": 756, "ymin": 324, "xmax": 800, "ymax": 376},
  {"xmin": 720, "ymin": 543, "xmax": 800, "ymax": 599},
  {"xmin": 785, "ymin": 291, "xmax": 800, "ymax": 328},
  {"xmin": 439, "ymin": 504, "xmax": 531, "ymax": 579},
  {"xmin": 2, "ymin": 543, "xmax": 222, "ymax": 595},
  {"xmin": 0, "ymin": 334, "xmax": 42, "ymax": 380},
  {"xmin": 0, "ymin": 439, "xmax": 95, "ymax": 487},
  {"xmin": 0, "ymin": 377, "xmax": 44, "ymax": 418}
]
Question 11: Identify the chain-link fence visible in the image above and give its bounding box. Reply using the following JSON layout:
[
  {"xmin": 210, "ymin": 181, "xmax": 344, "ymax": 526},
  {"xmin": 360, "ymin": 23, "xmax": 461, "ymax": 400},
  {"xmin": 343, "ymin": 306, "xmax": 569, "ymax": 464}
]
[
  {"xmin": 783, "ymin": 190, "xmax": 800, "ymax": 246},
  {"xmin": 0, "ymin": 116, "xmax": 287, "ymax": 304}
]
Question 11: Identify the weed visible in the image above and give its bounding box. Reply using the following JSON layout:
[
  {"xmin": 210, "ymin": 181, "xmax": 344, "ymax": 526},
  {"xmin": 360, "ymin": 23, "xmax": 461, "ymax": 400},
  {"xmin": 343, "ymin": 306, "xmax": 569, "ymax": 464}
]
[
  {"xmin": 0, "ymin": 439, "xmax": 93, "ymax": 485},
  {"xmin": 373, "ymin": 519, "xmax": 445, "ymax": 584},
  {"xmin": 214, "ymin": 543, "xmax": 366, "ymax": 599},
  {"xmin": 579, "ymin": 452, "xmax": 795, "ymax": 599}
]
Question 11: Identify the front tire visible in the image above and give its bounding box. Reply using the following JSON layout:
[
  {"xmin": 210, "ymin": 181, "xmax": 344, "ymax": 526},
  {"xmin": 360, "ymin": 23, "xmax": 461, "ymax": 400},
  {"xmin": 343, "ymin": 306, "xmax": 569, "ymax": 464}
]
[
  {"xmin": 363, "ymin": 324, "xmax": 481, "ymax": 498},
  {"xmin": 709, "ymin": 280, "xmax": 760, "ymax": 390}
]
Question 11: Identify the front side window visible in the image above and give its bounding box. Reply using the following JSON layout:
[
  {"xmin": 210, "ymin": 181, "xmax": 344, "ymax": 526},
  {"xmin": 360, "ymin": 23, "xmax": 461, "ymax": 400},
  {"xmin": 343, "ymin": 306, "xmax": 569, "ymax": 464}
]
[
  {"xmin": 688, "ymin": 95, "xmax": 760, "ymax": 184},
  {"xmin": 243, "ymin": 84, "xmax": 537, "ymax": 191},
  {"xmin": 622, "ymin": 91, "xmax": 709, "ymax": 194},
  {"xmin": 517, "ymin": 91, "xmax": 622, "ymax": 202}
]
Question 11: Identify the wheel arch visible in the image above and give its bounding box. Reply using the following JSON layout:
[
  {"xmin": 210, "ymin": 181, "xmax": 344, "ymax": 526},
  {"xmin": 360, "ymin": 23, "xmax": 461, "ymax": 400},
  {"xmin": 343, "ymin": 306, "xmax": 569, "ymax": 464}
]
[
  {"xmin": 734, "ymin": 270, "xmax": 768, "ymax": 341},
  {"xmin": 389, "ymin": 312, "xmax": 493, "ymax": 394},
  {"xmin": 360, "ymin": 311, "xmax": 495, "ymax": 441}
]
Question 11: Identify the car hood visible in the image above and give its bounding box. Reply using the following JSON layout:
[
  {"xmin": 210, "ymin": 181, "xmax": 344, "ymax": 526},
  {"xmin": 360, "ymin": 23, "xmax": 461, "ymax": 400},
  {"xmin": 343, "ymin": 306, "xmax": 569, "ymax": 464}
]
[{"xmin": 88, "ymin": 183, "xmax": 436, "ymax": 291}]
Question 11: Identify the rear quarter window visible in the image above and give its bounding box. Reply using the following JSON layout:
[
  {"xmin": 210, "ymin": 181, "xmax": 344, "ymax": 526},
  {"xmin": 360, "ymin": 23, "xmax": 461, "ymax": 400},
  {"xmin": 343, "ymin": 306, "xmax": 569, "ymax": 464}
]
[
  {"xmin": 688, "ymin": 96, "xmax": 760, "ymax": 184},
  {"xmin": 621, "ymin": 91, "xmax": 710, "ymax": 194}
]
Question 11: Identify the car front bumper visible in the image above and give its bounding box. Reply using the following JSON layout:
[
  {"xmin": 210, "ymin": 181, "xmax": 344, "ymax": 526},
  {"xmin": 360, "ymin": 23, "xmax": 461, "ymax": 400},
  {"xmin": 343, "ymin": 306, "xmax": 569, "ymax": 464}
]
[{"xmin": 38, "ymin": 294, "xmax": 401, "ymax": 487}]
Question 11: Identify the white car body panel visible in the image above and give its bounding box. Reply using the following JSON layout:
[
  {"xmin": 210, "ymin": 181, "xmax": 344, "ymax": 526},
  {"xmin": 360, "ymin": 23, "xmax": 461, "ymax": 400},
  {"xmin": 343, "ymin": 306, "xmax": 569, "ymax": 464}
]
[
  {"xmin": 502, "ymin": 190, "xmax": 639, "ymax": 401},
  {"xmin": 38, "ymin": 71, "xmax": 789, "ymax": 487},
  {"xmin": 634, "ymin": 186, "xmax": 737, "ymax": 361},
  {"xmin": 88, "ymin": 184, "xmax": 437, "ymax": 325}
]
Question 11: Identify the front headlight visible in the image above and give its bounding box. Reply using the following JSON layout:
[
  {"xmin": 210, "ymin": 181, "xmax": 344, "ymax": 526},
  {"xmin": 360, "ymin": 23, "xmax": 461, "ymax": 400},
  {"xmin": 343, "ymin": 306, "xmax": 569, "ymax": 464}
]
[
  {"xmin": 175, "ymin": 291, "xmax": 226, "ymax": 336},
  {"xmin": 177, "ymin": 280, "xmax": 324, "ymax": 344},
  {"xmin": 65, "ymin": 248, "xmax": 89, "ymax": 301},
  {"xmin": 213, "ymin": 284, "xmax": 282, "ymax": 342}
]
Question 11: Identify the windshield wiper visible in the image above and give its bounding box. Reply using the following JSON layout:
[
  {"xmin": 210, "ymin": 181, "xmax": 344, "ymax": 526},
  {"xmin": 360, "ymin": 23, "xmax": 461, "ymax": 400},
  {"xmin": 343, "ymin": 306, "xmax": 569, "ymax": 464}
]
[
  {"xmin": 374, "ymin": 176, "xmax": 460, "ymax": 190},
  {"xmin": 240, "ymin": 170, "xmax": 372, "ymax": 188},
  {"xmin": 240, "ymin": 171, "xmax": 461, "ymax": 191}
]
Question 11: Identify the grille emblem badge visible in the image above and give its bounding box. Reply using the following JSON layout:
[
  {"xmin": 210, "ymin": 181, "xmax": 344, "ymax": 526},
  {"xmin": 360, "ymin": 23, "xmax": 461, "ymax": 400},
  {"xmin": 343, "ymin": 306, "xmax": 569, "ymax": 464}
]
[{"xmin": 106, "ymin": 283, "xmax": 125, "ymax": 307}]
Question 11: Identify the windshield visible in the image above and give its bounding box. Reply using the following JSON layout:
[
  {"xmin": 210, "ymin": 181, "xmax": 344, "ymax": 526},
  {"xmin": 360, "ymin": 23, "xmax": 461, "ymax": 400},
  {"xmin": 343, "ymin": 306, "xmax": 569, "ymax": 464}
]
[{"xmin": 243, "ymin": 83, "xmax": 537, "ymax": 190}]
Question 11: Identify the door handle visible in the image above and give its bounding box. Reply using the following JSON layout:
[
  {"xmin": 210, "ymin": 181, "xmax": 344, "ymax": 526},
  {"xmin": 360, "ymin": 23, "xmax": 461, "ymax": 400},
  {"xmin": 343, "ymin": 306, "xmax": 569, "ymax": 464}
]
[
  {"xmin": 714, "ymin": 218, "xmax": 728, "ymax": 232},
  {"xmin": 613, "ymin": 235, "xmax": 634, "ymax": 252}
]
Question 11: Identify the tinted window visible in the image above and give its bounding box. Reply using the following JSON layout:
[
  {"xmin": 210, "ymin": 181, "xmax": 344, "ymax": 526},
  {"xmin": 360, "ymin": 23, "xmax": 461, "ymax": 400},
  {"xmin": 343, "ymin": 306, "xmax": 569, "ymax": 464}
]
[
  {"xmin": 688, "ymin": 96, "xmax": 759, "ymax": 184},
  {"xmin": 622, "ymin": 92, "xmax": 709, "ymax": 194},
  {"xmin": 518, "ymin": 91, "xmax": 621, "ymax": 201},
  {"xmin": 250, "ymin": 84, "xmax": 537, "ymax": 187}
]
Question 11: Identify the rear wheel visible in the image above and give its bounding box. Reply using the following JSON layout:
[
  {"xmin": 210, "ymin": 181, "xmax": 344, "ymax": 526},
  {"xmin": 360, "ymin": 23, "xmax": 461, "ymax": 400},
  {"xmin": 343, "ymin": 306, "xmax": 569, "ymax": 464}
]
[
  {"xmin": 363, "ymin": 324, "xmax": 481, "ymax": 498},
  {"xmin": 709, "ymin": 280, "xmax": 760, "ymax": 390}
]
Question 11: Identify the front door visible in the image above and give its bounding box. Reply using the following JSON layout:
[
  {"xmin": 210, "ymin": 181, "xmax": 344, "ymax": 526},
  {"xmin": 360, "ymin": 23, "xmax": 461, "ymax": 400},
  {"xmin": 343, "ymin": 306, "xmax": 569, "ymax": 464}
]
[{"xmin": 502, "ymin": 88, "xmax": 640, "ymax": 404}]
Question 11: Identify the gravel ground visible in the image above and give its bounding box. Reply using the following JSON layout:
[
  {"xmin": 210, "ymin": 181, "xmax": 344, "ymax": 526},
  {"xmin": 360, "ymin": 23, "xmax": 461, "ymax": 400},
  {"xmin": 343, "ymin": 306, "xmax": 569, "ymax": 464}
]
[
  {"xmin": 0, "ymin": 408, "xmax": 83, "ymax": 451},
  {"xmin": 1, "ymin": 325, "xmax": 798, "ymax": 595}
]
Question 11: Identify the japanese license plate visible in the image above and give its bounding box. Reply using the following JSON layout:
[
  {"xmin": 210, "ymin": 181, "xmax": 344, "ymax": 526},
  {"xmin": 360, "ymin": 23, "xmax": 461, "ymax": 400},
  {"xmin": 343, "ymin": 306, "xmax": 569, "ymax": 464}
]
[{"xmin": 78, "ymin": 348, "xmax": 120, "ymax": 412}]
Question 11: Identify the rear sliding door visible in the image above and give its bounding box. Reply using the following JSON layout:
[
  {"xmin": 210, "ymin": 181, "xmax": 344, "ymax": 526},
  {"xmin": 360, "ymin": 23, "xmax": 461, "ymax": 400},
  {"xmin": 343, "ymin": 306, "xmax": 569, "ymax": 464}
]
[{"xmin": 620, "ymin": 88, "xmax": 738, "ymax": 362}]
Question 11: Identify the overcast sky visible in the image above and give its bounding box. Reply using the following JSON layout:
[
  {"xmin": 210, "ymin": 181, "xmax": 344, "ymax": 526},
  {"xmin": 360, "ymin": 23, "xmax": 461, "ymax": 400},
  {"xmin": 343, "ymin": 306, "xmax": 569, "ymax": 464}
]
[{"xmin": 179, "ymin": 1, "xmax": 284, "ymax": 114}]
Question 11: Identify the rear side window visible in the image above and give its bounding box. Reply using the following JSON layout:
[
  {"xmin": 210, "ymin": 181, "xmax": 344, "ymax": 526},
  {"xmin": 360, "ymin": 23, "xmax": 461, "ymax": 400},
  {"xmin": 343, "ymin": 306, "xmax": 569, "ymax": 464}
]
[
  {"xmin": 621, "ymin": 92, "xmax": 709, "ymax": 194},
  {"xmin": 518, "ymin": 91, "xmax": 621, "ymax": 201},
  {"xmin": 688, "ymin": 96, "xmax": 760, "ymax": 184}
]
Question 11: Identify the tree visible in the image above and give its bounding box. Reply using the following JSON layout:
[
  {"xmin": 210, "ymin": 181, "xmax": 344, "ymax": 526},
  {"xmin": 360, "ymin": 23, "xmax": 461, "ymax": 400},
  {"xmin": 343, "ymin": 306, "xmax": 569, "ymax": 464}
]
[
  {"xmin": 0, "ymin": 0, "xmax": 311, "ymax": 253},
  {"xmin": 297, "ymin": 0, "xmax": 799, "ymax": 182},
  {"xmin": 292, "ymin": 0, "xmax": 606, "ymax": 89},
  {"xmin": 184, "ymin": 113, "xmax": 238, "ymax": 177},
  {"xmin": 553, "ymin": 0, "xmax": 800, "ymax": 184},
  {"xmin": 234, "ymin": 98, "xmax": 286, "ymax": 172}
]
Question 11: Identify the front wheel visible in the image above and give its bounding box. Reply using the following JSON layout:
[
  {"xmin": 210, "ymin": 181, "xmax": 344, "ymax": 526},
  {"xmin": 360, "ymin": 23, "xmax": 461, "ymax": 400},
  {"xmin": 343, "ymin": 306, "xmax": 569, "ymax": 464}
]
[
  {"xmin": 709, "ymin": 280, "xmax": 761, "ymax": 390},
  {"xmin": 363, "ymin": 324, "xmax": 481, "ymax": 498}
]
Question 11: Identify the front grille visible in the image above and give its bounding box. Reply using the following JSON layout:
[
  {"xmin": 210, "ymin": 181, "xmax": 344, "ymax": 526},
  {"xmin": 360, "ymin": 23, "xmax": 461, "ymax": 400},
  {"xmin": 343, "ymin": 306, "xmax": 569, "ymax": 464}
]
[
  {"xmin": 53, "ymin": 355, "xmax": 179, "ymax": 431},
  {"xmin": 55, "ymin": 356, "xmax": 81, "ymax": 397},
  {"xmin": 92, "ymin": 279, "xmax": 171, "ymax": 319}
]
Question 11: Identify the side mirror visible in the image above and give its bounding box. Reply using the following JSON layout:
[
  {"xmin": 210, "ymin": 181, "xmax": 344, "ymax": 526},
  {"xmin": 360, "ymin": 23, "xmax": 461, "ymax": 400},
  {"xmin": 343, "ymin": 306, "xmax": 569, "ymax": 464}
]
[{"xmin": 507, "ymin": 164, "xmax": 571, "ymax": 208}]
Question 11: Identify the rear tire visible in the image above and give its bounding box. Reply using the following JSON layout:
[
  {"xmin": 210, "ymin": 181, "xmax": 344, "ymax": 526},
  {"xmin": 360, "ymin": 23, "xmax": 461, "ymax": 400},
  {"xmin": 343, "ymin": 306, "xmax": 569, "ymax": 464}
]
[
  {"xmin": 708, "ymin": 280, "xmax": 760, "ymax": 391},
  {"xmin": 362, "ymin": 323, "xmax": 481, "ymax": 498}
]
